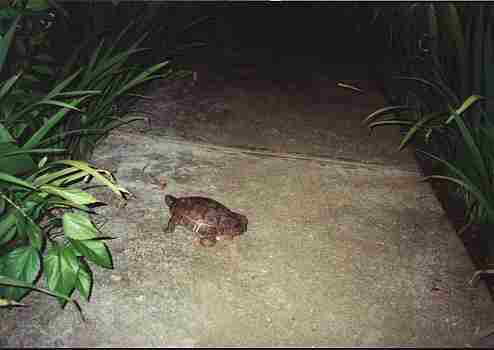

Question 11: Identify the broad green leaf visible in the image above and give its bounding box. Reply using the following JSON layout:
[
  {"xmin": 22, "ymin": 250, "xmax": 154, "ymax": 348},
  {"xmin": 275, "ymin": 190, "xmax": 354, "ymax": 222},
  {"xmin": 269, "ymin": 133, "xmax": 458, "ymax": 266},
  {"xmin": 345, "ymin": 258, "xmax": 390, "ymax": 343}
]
[
  {"xmin": 44, "ymin": 245, "xmax": 79, "ymax": 305},
  {"xmin": 75, "ymin": 260, "xmax": 92, "ymax": 301},
  {"xmin": 25, "ymin": 220, "xmax": 43, "ymax": 251},
  {"xmin": 0, "ymin": 221, "xmax": 17, "ymax": 246},
  {"xmin": 70, "ymin": 239, "xmax": 113, "ymax": 269},
  {"xmin": 40, "ymin": 185, "xmax": 98, "ymax": 205},
  {"xmin": 0, "ymin": 246, "xmax": 41, "ymax": 301},
  {"xmin": 0, "ymin": 275, "xmax": 77, "ymax": 304},
  {"xmin": 14, "ymin": 210, "xmax": 26, "ymax": 239},
  {"xmin": 63, "ymin": 212, "xmax": 98, "ymax": 240}
]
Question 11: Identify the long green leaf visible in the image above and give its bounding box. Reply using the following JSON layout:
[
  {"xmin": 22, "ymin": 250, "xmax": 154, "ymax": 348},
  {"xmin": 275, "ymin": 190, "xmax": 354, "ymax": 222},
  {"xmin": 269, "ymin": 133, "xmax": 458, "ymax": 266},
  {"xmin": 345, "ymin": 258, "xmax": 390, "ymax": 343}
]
[
  {"xmin": 111, "ymin": 62, "xmax": 169, "ymax": 102},
  {"xmin": 49, "ymin": 160, "xmax": 129, "ymax": 198},
  {"xmin": 22, "ymin": 96, "xmax": 88, "ymax": 150},
  {"xmin": 0, "ymin": 123, "xmax": 15, "ymax": 143},
  {"xmin": 0, "ymin": 15, "xmax": 20, "ymax": 72},
  {"xmin": 32, "ymin": 166, "xmax": 82, "ymax": 186},
  {"xmin": 424, "ymin": 174, "xmax": 494, "ymax": 221},
  {"xmin": 0, "ymin": 74, "xmax": 21, "ymax": 100},
  {"xmin": 40, "ymin": 186, "xmax": 98, "ymax": 206},
  {"xmin": 398, "ymin": 110, "xmax": 447, "ymax": 150},
  {"xmin": 445, "ymin": 95, "xmax": 486, "ymax": 123},
  {"xmin": 32, "ymin": 99, "xmax": 83, "ymax": 112},
  {"xmin": 0, "ymin": 142, "xmax": 37, "ymax": 175},
  {"xmin": 363, "ymin": 105, "xmax": 411, "ymax": 124},
  {"xmin": 81, "ymin": 39, "xmax": 105, "ymax": 87},
  {"xmin": 0, "ymin": 172, "xmax": 37, "ymax": 190},
  {"xmin": 448, "ymin": 107, "xmax": 489, "ymax": 186},
  {"xmin": 0, "ymin": 148, "xmax": 65, "ymax": 158},
  {"xmin": 367, "ymin": 120, "xmax": 416, "ymax": 130},
  {"xmin": 420, "ymin": 150, "xmax": 494, "ymax": 221},
  {"xmin": 80, "ymin": 48, "xmax": 149, "ymax": 90},
  {"xmin": 395, "ymin": 76, "xmax": 458, "ymax": 105}
]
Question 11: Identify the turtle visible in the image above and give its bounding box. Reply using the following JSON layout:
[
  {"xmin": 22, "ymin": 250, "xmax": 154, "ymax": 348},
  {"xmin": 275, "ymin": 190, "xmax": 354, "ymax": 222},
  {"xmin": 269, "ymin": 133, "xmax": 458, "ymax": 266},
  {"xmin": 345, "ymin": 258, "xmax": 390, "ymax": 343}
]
[{"xmin": 164, "ymin": 194, "xmax": 248, "ymax": 247}]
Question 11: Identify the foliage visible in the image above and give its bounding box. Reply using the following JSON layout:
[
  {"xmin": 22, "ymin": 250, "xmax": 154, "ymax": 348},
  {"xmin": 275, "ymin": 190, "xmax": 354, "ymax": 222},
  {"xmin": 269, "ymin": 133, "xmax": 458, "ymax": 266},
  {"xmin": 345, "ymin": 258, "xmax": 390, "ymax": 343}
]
[
  {"xmin": 0, "ymin": 4, "xmax": 129, "ymax": 312},
  {"xmin": 363, "ymin": 73, "xmax": 494, "ymax": 232},
  {"xmin": 0, "ymin": 0, "xmax": 58, "ymax": 91},
  {"xmin": 54, "ymin": 20, "xmax": 179, "ymax": 160},
  {"xmin": 370, "ymin": 3, "xmax": 494, "ymax": 126}
]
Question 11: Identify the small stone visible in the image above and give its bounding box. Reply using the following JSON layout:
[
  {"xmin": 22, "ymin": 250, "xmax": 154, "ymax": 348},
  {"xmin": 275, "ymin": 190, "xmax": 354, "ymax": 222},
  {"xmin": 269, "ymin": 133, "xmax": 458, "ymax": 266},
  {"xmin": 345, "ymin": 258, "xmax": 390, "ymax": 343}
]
[{"xmin": 136, "ymin": 295, "xmax": 145, "ymax": 302}]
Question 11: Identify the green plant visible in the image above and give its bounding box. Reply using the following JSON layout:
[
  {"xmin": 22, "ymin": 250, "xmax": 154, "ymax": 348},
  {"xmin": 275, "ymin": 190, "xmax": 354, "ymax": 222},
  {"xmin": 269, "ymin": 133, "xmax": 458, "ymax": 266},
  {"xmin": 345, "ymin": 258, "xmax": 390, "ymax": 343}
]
[
  {"xmin": 370, "ymin": 3, "xmax": 494, "ymax": 125},
  {"xmin": 0, "ymin": 7, "xmax": 128, "ymax": 313},
  {"xmin": 418, "ymin": 96, "xmax": 494, "ymax": 233},
  {"xmin": 363, "ymin": 76, "xmax": 458, "ymax": 151},
  {"xmin": 57, "ymin": 22, "xmax": 188, "ymax": 160},
  {"xmin": 364, "ymin": 77, "xmax": 492, "ymax": 231}
]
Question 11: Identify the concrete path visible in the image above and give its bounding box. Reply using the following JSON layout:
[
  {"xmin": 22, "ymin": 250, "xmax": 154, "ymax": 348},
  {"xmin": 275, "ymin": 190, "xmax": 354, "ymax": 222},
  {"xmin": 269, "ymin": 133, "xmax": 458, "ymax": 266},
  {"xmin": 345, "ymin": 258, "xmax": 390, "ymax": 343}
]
[{"xmin": 2, "ymin": 57, "xmax": 494, "ymax": 347}]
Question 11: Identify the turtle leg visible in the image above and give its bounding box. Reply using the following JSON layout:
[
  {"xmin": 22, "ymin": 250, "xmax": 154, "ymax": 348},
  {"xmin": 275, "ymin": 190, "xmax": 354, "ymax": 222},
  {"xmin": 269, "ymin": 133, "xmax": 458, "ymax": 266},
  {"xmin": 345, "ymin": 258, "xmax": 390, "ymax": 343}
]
[
  {"xmin": 164, "ymin": 215, "xmax": 178, "ymax": 233},
  {"xmin": 217, "ymin": 234, "xmax": 234, "ymax": 241},
  {"xmin": 192, "ymin": 237, "xmax": 202, "ymax": 246},
  {"xmin": 199, "ymin": 237, "xmax": 217, "ymax": 247}
]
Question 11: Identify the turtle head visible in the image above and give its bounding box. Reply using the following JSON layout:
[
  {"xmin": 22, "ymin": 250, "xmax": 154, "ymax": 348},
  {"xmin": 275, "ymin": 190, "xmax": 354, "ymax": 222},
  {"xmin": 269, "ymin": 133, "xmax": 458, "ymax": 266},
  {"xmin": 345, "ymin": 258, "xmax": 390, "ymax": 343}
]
[
  {"xmin": 236, "ymin": 214, "xmax": 248, "ymax": 233},
  {"xmin": 165, "ymin": 195, "xmax": 177, "ymax": 208}
]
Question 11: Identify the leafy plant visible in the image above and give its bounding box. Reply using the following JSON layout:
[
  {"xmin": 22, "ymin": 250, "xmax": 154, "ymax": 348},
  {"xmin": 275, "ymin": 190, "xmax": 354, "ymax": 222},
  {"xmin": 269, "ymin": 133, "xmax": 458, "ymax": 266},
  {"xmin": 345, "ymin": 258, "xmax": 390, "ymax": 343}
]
[
  {"xmin": 363, "ymin": 76, "xmax": 458, "ymax": 152},
  {"xmin": 370, "ymin": 3, "xmax": 494, "ymax": 125},
  {"xmin": 364, "ymin": 76, "xmax": 491, "ymax": 231},
  {"xmin": 0, "ymin": 6, "xmax": 129, "ymax": 312},
  {"xmin": 418, "ymin": 96, "xmax": 494, "ymax": 233},
  {"xmin": 55, "ymin": 21, "xmax": 189, "ymax": 160}
]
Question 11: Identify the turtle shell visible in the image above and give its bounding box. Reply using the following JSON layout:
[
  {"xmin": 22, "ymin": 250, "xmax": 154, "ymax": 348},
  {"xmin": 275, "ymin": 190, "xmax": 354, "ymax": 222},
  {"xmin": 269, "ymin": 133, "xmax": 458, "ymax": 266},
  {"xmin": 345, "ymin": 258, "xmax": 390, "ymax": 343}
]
[{"xmin": 164, "ymin": 195, "xmax": 248, "ymax": 246}]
